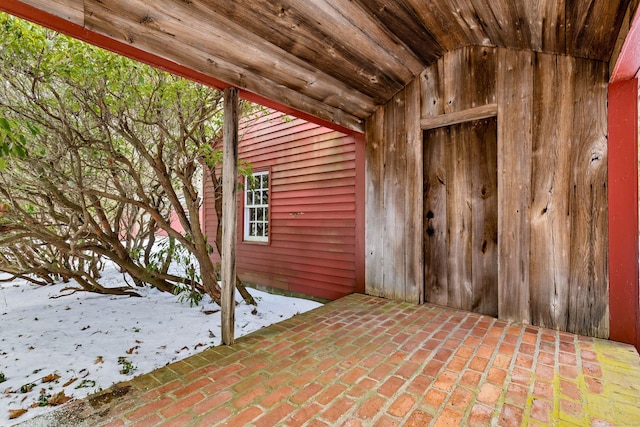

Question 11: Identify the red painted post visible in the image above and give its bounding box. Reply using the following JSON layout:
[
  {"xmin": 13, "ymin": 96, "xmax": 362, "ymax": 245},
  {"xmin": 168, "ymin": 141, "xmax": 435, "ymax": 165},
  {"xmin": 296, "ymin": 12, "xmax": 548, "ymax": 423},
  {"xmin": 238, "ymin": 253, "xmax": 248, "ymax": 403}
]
[{"xmin": 608, "ymin": 79, "xmax": 639, "ymax": 350}]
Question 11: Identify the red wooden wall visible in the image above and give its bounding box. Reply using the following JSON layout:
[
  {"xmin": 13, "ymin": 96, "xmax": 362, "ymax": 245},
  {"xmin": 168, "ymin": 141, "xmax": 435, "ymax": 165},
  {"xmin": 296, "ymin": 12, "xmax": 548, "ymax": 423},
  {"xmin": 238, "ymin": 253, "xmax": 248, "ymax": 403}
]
[{"xmin": 204, "ymin": 110, "xmax": 365, "ymax": 300}]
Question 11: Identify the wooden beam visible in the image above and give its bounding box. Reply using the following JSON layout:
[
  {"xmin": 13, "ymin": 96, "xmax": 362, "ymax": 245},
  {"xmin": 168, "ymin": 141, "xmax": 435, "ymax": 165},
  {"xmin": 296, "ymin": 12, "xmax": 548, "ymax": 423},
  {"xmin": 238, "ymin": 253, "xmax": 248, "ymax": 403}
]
[
  {"xmin": 608, "ymin": 79, "xmax": 639, "ymax": 349},
  {"xmin": 221, "ymin": 87, "xmax": 239, "ymax": 346},
  {"xmin": 420, "ymin": 104, "xmax": 498, "ymax": 130}
]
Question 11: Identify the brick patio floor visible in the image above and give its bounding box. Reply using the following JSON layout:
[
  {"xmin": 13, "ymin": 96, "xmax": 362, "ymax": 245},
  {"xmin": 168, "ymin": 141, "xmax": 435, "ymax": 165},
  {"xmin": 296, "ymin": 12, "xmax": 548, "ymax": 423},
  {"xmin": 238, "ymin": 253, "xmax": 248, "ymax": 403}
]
[{"xmin": 25, "ymin": 294, "xmax": 640, "ymax": 426}]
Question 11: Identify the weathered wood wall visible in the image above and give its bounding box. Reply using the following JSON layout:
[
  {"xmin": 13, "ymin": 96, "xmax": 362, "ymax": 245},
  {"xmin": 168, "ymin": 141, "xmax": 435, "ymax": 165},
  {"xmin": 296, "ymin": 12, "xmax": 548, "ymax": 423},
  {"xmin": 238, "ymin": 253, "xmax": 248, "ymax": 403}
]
[
  {"xmin": 205, "ymin": 110, "xmax": 365, "ymax": 301},
  {"xmin": 366, "ymin": 46, "xmax": 609, "ymax": 337},
  {"xmin": 365, "ymin": 78, "xmax": 423, "ymax": 303}
]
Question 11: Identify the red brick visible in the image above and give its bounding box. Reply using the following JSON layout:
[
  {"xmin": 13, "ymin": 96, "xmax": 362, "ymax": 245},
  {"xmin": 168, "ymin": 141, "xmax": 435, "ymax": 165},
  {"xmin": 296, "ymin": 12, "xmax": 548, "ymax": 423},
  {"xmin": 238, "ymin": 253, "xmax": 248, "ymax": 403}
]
[
  {"xmin": 537, "ymin": 351, "xmax": 555, "ymax": 366},
  {"xmin": 387, "ymin": 394, "xmax": 416, "ymax": 417},
  {"xmin": 447, "ymin": 357, "xmax": 467, "ymax": 373},
  {"xmin": 321, "ymin": 397, "xmax": 356, "ymax": 423},
  {"xmin": 535, "ymin": 364, "xmax": 554, "ymax": 381},
  {"xmin": 447, "ymin": 387, "xmax": 473, "ymax": 411},
  {"xmin": 291, "ymin": 383, "xmax": 323, "ymax": 405},
  {"xmin": 493, "ymin": 354, "xmax": 512, "ymax": 369},
  {"xmin": 456, "ymin": 346, "xmax": 475, "ymax": 358},
  {"xmin": 172, "ymin": 378, "xmax": 211, "ymax": 399},
  {"xmin": 405, "ymin": 410, "xmax": 433, "ymax": 426},
  {"xmin": 498, "ymin": 404, "xmax": 523, "ymax": 427},
  {"xmin": 369, "ymin": 363, "xmax": 395, "ymax": 380},
  {"xmin": 290, "ymin": 370, "xmax": 319, "ymax": 388},
  {"xmin": 478, "ymin": 383, "xmax": 502, "ymax": 405},
  {"xmin": 343, "ymin": 420, "xmax": 363, "ymax": 427},
  {"xmin": 286, "ymin": 403, "xmax": 323, "ymax": 427},
  {"xmin": 487, "ymin": 367, "xmax": 507, "ymax": 384},
  {"xmin": 192, "ymin": 390, "xmax": 233, "ymax": 415},
  {"xmin": 225, "ymin": 407, "xmax": 263, "ymax": 426},
  {"xmin": 160, "ymin": 392, "xmax": 205, "ymax": 418},
  {"xmin": 515, "ymin": 354, "xmax": 534, "ymax": 369},
  {"xmin": 140, "ymin": 380, "xmax": 182, "ymax": 402},
  {"xmin": 317, "ymin": 383, "xmax": 347, "ymax": 405},
  {"xmin": 255, "ymin": 402, "xmax": 295, "ymax": 427},
  {"xmin": 379, "ymin": 376, "xmax": 405, "ymax": 397},
  {"xmin": 559, "ymin": 352, "xmax": 578, "ymax": 366},
  {"xmin": 434, "ymin": 370, "xmax": 457, "ymax": 391},
  {"xmin": 583, "ymin": 361, "xmax": 603, "ymax": 378},
  {"xmin": 125, "ymin": 396, "xmax": 174, "ymax": 421},
  {"xmin": 423, "ymin": 360, "xmax": 445, "ymax": 377},
  {"xmin": 476, "ymin": 345, "xmax": 495, "ymax": 359},
  {"xmin": 469, "ymin": 403, "xmax": 493, "ymax": 427},
  {"xmin": 560, "ymin": 398, "xmax": 583, "ymax": 418},
  {"xmin": 533, "ymin": 380, "xmax": 553, "ymax": 399},
  {"xmin": 505, "ymin": 383, "xmax": 528, "ymax": 406},
  {"xmin": 201, "ymin": 375, "xmax": 240, "ymax": 396},
  {"xmin": 510, "ymin": 367, "xmax": 531, "ymax": 385},
  {"xmin": 433, "ymin": 408, "xmax": 463, "ymax": 427},
  {"xmin": 261, "ymin": 386, "xmax": 295, "ymax": 408},
  {"xmin": 340, "ymin": 366, "xmax": 368, "ymax": 384},
  {"xmin": 374, "ymin": 415, "xmax": 400, "ymax": 427},
  {"xmin": 357, "ymin": 395, "xmax": 386, "ymax": 419},
  {"xmin": 530, "ymin": 398, "xmax": 552, "ymax": 423},
  {"xmin": 347, "ymin": 378, "xmax": 377, "ymax": 398},
  {"xmin": 470, "ymin": 356, "xmax": 490, "ymax": 372},
  {"xmin": 585, "ymin": 376, "xmax": 604, "ymax": 394},
  {"xmin": 460, "ymin": 370, "xmax": 482, "ymax": 388},
  {"xmin": 407, "ymin": 374, "xmax": 433, "ymax": 395},
  {"xmin": 396, "ymin": 360, "xmax": 421, "ymax": 379},
  {"xmin": 424, "ymin": 389, "xmax": 448, "ymax": 408},
  {"xmin": 560, "ymin": 380, "xmax": 582, "ymax": 400},
  {"xmin": 162, "ymin": 413, "xmax": 195, "ymax": 427},
  {"xmin": 231, "ymin": 385, "xmax": 268, "ymax": 408},
  {"xmin": 264, "ymin": 371, "xmax": 295, "ymax": 388},
  {"xmin": 131, "ymin": 414, "xmax": 163, "ymax": 427}
]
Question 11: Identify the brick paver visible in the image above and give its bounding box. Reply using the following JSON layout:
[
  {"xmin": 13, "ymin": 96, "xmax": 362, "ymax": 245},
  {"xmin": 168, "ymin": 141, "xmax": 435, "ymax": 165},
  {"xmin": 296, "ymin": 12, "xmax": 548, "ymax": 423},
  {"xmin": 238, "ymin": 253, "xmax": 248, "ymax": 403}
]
[{"xmin": 25, "ymin": 294, "xmax": 640, "ymax": 426}]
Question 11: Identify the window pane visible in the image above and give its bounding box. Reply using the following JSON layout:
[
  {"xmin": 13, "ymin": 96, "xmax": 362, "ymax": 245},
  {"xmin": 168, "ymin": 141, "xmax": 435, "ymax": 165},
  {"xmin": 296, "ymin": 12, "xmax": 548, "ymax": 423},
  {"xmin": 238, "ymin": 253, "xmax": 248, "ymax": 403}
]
[
  {"xmin": 261, "ymin": 174, "xmax": 267, "ymax": 188},
  {"xmin": 262, "ymin": 190, "xmax": 269, "ymax": 205},
  {"xmin": 256, "ymin": 208, "xmax": 263, "ymax": 221},
  {"xmin": 247, "ymin": 191, "xmax": 254, "ymax": 205},
  {"xmin": 264, "ymin": 223, "xmax": 269, "ymax": 237},
  {"xmin": 256, "ymin": 223, "xmax": 263, "ymax": 236}
]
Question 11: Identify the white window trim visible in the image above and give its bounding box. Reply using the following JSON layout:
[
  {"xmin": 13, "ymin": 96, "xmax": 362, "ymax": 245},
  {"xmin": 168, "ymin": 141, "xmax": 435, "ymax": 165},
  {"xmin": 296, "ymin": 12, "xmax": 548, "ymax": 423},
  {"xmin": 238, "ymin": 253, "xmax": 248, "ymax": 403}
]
[{"xmin": 243, "ymin": 171, "xmax": 269, "ymax": 243}]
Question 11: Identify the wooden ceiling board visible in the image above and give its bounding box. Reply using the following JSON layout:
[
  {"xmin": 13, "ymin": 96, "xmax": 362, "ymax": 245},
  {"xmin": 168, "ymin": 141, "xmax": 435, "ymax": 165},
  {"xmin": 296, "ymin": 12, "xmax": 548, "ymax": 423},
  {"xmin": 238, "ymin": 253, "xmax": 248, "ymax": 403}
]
[
  {"xmin": 348, "ymin": 0, "xmax": 445, "ymax": 66},
  {"xmin": 566, "ymin": 0, "xmax": 631, "ymax": 60},
  {"xmin": 83, "ymin": 0, "xmax": 366, "ymax": 131},
  {"xmin": 2, "ymin": 0, "xmax": 633, "ymax": 131},
  {"xmin": 21, "ymin": 0, "xmax": 83, "ymax": 26},
  {"xmin": 207, "ymin": 0, "xmax": 419, "ymax": 102}
]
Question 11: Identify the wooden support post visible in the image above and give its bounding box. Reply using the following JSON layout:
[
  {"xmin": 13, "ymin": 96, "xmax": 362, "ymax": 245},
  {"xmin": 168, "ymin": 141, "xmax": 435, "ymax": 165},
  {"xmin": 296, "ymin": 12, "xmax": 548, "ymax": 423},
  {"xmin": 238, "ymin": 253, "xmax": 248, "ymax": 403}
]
[
  {"xmin": 608, "ymin": 79, "xmax": 639, "ymax": 350},
  {"xmin": 221, "ymin": 87, "xmax": 239, "ymax": 346}
]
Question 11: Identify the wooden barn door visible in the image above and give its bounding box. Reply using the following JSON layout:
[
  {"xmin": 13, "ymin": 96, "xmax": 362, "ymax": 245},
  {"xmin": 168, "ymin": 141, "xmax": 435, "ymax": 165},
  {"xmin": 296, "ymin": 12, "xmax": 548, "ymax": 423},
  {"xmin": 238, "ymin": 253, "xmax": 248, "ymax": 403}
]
[{"xmin": 424, "ymin": 117, "xmax": 498, "ymax": 316}]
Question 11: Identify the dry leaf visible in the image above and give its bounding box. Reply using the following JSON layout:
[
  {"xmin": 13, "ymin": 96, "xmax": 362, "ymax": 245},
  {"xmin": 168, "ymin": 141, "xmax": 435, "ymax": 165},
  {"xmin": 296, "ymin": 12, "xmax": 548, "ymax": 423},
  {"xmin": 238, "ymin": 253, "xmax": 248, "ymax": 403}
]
[
  {"xmin": 94, "ymin": 356, "xmax": 103, "ymax": 364},
  {"xmin": 62, "ymin": 378, "xmax": 77, "ymax": 387},
  {"xmin": 9, "ymin": 408, "xmax": 28, "ymax": 419},
  {"xmin": 126, "ymin": 346, "xmax": 139, "ymax": 355},
  {"xmin": 42, "ymin": 373, "xmax": 61, "ymax": 383},
  {"xmin": 135, "ymin": 340, "xmax": 142, "ymax": 344},
  {"xmin": 49, "ymin": 391, "xmax": 72, "ymax": 406},
  {"xmin": 194, "ymin": 343, "xmax": 206, "ymax": 350}
]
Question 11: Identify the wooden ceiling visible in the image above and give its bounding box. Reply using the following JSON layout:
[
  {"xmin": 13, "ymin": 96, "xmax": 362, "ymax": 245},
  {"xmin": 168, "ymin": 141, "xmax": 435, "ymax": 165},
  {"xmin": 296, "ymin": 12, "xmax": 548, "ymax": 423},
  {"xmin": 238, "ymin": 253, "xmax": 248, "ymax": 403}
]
[{"xmin": 3, "ymin": 0, "xmax": 635, "ymax": 132}]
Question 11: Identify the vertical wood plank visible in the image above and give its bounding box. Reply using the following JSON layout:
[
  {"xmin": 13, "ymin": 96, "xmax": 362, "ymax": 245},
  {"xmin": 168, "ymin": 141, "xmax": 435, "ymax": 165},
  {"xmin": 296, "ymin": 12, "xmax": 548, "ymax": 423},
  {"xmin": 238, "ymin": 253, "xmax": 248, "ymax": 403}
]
[
  {"xmin": 443, "ymin": 47, "xmax": 467, "ymax": 113},
  {"xmin": 470, "ymin": 118, "xmax": 499, "ymax": 316},
  {"xmin": 383, "ymin": 91, "xmax": 407, "ymax": 301},
  {"xmin": 446, "ymin": 123, "xmax": 473, "ymax": 310},
  {"xmin": 568, "ymin": 58, "xmax": 609, "ymax": 338},
  {"xmin": 529, "ymin": 53, "xmax": 574, "ymax": 331},
  {"xmin": 405, "ymin": 77, "xmax": 424, "ymax": 303},
  {"xmin": 497, "ymin": 48, "xmax": 533, "ymax": 324},
  {"xmin": 221, "ymin": 87, "xmax": 239, "ymax": 345},
  {"xmin": 365, "ymin": 107, "xmax": 385, "ymax": 297},
  {"xmin": 424, "ymin": 126, "xmax": 449, "ymax": 306},
  {"xmin": 420, "ymin": 59, "xmax": 445, "ymax": 118}
]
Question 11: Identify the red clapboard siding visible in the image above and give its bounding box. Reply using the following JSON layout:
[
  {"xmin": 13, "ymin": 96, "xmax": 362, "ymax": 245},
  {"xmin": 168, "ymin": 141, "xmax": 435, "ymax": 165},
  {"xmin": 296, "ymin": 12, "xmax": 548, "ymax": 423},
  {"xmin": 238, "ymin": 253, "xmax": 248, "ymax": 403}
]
[{"xmin": 204, "ymin": 109, "xmax": 364, "ymax": 300}]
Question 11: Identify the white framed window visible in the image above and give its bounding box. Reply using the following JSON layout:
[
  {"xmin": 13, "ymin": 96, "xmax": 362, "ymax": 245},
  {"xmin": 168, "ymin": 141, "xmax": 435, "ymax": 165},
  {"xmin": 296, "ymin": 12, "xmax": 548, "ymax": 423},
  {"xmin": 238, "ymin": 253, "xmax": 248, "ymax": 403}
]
[{"xmin": 244, "ymin": 171, "xmax": 269, "ymax": 242}]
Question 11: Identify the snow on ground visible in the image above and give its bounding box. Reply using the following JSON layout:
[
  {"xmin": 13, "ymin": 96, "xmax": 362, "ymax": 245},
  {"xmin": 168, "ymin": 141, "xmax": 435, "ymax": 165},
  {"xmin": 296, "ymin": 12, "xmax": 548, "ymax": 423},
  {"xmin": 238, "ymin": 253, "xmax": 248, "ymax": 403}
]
[{"xmin": 0, "ymin": 266, "xmax": 322, "ymax": 426}]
